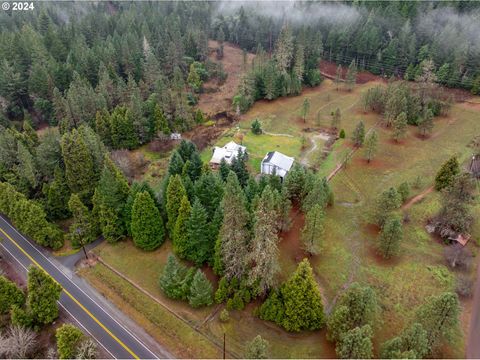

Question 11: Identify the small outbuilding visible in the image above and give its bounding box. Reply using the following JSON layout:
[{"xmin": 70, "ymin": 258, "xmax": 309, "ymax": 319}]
[
  {"xmin": 260, "ymin": 151, "xmax": 294, "ymax": 180},
  {"xmin": 210, "ymin": 141, "xmax": 247, "ymax": 168}
]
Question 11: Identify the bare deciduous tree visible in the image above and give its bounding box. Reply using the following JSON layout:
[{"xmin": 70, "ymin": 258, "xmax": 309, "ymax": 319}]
[
  {"xmin": 1, "ymin": 325, "xmax": 37, "ymax": 359},
  {"xmin": 75, "ymin": 339, "xmax": 98, "ymax": 359},
  {"xmin": 444, "ymin": 243, "xmax": 472, "ymax": 270}
]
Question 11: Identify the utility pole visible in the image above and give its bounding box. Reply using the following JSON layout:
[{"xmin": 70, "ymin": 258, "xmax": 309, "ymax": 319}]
[{"xmin": 223, "ymin": 333, "xmax": 226, "ymax": 359}]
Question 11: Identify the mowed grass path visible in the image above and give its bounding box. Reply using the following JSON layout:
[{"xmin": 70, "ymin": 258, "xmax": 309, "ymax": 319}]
[{"xmin": 82, "ymin": 81, "xmax": 479, "ymax": 358}]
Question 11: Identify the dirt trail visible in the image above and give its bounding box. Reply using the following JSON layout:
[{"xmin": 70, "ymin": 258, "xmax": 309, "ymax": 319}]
[{"xmin": 402, "ymin": 186, "xmax": 434, "ymax": 210}]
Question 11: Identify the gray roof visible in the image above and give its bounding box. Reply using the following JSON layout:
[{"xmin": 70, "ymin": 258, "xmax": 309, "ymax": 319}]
[{"xmin": 262, "ymin": 151, "xmax": 294, "ymax": 172}]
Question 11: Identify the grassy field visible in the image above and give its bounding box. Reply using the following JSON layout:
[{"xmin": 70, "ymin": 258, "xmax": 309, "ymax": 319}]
[{"xmin": 81, "ymin": 80, "xmax": 480, "ymax": 358}]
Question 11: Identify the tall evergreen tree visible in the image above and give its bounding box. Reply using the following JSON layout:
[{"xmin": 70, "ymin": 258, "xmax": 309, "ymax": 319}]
[
  {"xmin": 364, "ymin": 130, "xmax": 378, "ymax": 163},
  {"xmin": 418, "ymin": 108, "xmax": 434, "ymax": 138},
  {"xmin": 373, "ymin": 187, "xmax": 402, "ymax": 227},
  {"xmin": 301, "ymin": 204, "xmax": 325, "ymax": 256},
  {"xmin": 68, "ymin": 194, "xmax": 96, "ymax": 249},
  {"xmin": 26, "ymin": 266, "xmax": 62, "ymax": 326},
  {"xmin": 168, "ymin": 151, "xmax": 185, "ymax": 176},
  {"xmin": 434, "ymin": 156, "xmax": 460, "ymax": 191},
  {"xmin": 336, "ymin": 325, "xmax": 373, "ymax": 359},
  {"xmin": 61, "ymin": 129, "xmax": 96, "ymax": 200},
  {"xmin": 248, "ymin": 186, "xmax": 280, "ymax": 293},
  {"xmin": 378, "ymin": 215, "xmax": 403, "ymax": 259},
  {"xmin": 42, "ymin": 167, "xmax": 71, "ymax": 221},
  {"xmin": 218, "ymin": 172, "xmax": 250, "ymax": 279},
  {"xmin": 327, "ymin": 283, "xmax": 377, "ymax": 342},
  {"xmin": 416, "ymin": 292, "xmax": 460, "ymax": 351},
  {"xmin": 92, "ymin": 156, "xmax": 130, "ymax": 243},
  {"xmin": 166, "ymin": 174, "xmax": 187, "ymax": 234},
  {"xmin": 188, "ymin": 269, "xmax": 213, "ymax": 308},
  {"xmin": 380, "ymin": 323, "xmax": 430, "ymax": 359},
  {"xmin": 352, "ymin": 121, "xmax": 366, "ymax": 147},
  {"xmin": 392, "ymin": 112, "xmax": 408, "ymax": 142},
  {"xmin": 185, "ymin": 199, "xmax": 210, "ymax": 265},
  {"xmin": 345, "ymin": 60, "xmax": 357, "ymax": 91},
  {"xmin": 131, "ymin": 191, "xmax": 165, "ymax": 251},
  {"xmin": 281, "ymin": 258, "xmax": 325, "ymax": 332},
  {"xmin": 172, "ymin": 195, "xmax": 191, "ymax": 258}
]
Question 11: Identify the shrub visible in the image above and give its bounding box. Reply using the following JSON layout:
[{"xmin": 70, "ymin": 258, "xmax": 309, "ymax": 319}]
[
  {"xmin": 55, "ymin": 324, "xmax": 84, "ymax": 359},
  {"xmin": 251, "ymin": 119, "xmax": 262, "ymax": 135},
  {"xmin": 0, "ymin": 276, "xmax": 24, "ymax": 314},
  {"xmin": 339, "ymin": 129, "xmax": 346, "ymax": 139},
  {"xmin": 219, "ymin": 309, "xmax": 230, "ymax": 322}
]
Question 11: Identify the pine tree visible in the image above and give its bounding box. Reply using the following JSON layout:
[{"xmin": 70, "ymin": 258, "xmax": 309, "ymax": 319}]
[
  {"xmin": 92, "ymin": 156, "xmax": 130, "ymax": 243},
  {"xmin": 397, "ymin": 182, "xmax": 410, "ymax": 203},
  {"xmin": 172, "ymin": 195, "xmax": 191, "ymax": 258},
  {"xmin": 159, "ymin": 254, "xmax": 189, "ymax": 300},
  {"xmin": 331, "ymin": 108, "xmax": 341, "ymax": 130},
  {"xmin": 187, "ymin": 151, "xmax": 203, "ymax": 182},
  {"xmin": 109, "ymin": 106, "xmax": 138, "ymax": 149},
  {"xmin": 335, "ymin": 65, "xmax": 342, "ymax": 90},
  {"xmin": 416, "ymin": 292, "xmax": 460, "ymax": 351},
  {"xmin": 245, "ymin": 335, "xmax": 269, "ymax": 359},
  {"xmin": 352, "ymin": 121, "xmax": 366, "ymax": 147},
  {"xmin": 418, "ymin": 108, "xmax": 434, "ymax": 138},
  {"xmin": 300, "ymin": 98, "xmax": 310, "ymax": 123},
  {"xmin": 373, "ymin": 187, "xmax": 402, "ymax": 227},
  {"xmin": 345, "ymin": 60, "xmax": 357, "ymax": 91},
  {"xmin": 378, "ymin": 215, "xmax": 403, "ymax": 259},
  {"xmin": 219, "ymin": 158, "xmax": 230, "ymax": 182},
  {"xmin": 248, "ymin": 186, "xmax": 280, "ymax": 293},
  {"xmin": 187, "ymin": 63, "xmax": 202, "ymax": 93},
  {"xmin": 327, "ymin": 283, "xmax": 377, "ymax": 342},
  {"xmin": 68, "ymin": 194, "xmax": 96, "ymax": 249},
  {"xmin": 185, "ymin": 199, "xmax": 210, "ymax": 266},
  {"xmin": 364, "ymin": 130, "xmax": 378, "ymax": 163},
  {"xmin": 218, "ymin": 172, "xmax": 250, "ymax": 279},
  {"xmin": 61, "ymin": 129, "xmax": 96, "ymax": 200},
  {"xmin": 95, "ymin": 110, "xmax": 112, "ymax": 147},
  {"xmin": 0, "ymin": 276, "xmax": 24, "ymax": 314},
  {"xmin": 166, "ymin": 174, "xmax": 187, "ymax": 234},
  {"xmin": 131, "ymin": 191, "xmax": 165, "ymax": 251},
  {"xmin": 392, "ymin": 112, "xmax": 408, "ymax": 142},
  {"xmin": 303, "ymin": 176, "xmax": 334, "ymax": 212},
  {"xmin": 280, "ymin": 258, "xmax": 326, "ymax": 332},
  {"xmin": 336, "ymin": 325, "xmax": 373, "ymax": 359},
  {"xmin": 380, "ymin": 323, "xmax": 430, "ymax": 359},
  {"xmin": 188, "ymin": 269, "xmax": 213, "ymax": 308},
  {"xmin": 27, "ymin": 266, "xmax": 62, "ymax": 326},
  {"xmin": 194, "ymin": 172, "xmax": 224, "ymax": 220},
  {"xmin": 168, "ymin": 151, "xmax": 185, "ymax": 176},
  {"xmin": 301, "ymin": 204, "xmax": 325, "ymax": 256},
  {"xmin": 42, "ymin": 167, "xmax": 71, "ymax": 220},
  {"xmin": 274, "ymin": 25, "xmax": 294, "ymax": 75},
  {"xmin": 124, "ymin": 182, "xmax": 159, "ymax": 236},
  {"xmin": 434, "ymin": 156, "xmax": 460, "ymax": 191},
  {"xmin": 154, "ymin": 104, "xmax": 170, "ymax": 136},
  {"xmin": 283, "ymin": 163, "xmax": 307, "ymax": 203}
]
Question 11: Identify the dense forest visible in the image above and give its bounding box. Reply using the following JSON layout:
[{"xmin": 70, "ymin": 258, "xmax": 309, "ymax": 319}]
[{"xmin": 1, "ymin": 1, "xmax": 480, "ymax": 128}]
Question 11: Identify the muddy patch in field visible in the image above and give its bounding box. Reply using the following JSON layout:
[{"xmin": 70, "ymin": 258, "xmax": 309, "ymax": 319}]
[{"xmin": 279, "ymin": 207, "xmax": 308, "ymax": 264}]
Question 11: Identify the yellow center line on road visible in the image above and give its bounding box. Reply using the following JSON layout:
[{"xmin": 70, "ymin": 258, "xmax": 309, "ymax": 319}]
[{"xmin": 0, "ymin": 226, "xmax": 140, "ymax": 360}]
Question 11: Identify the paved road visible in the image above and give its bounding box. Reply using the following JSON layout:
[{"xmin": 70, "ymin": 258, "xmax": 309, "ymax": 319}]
[{"xmin": 0, "ymin": 215, "xmax": 169, "ymax": 359}]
